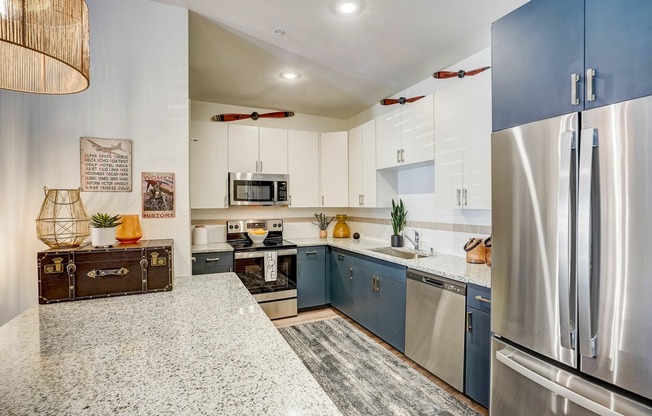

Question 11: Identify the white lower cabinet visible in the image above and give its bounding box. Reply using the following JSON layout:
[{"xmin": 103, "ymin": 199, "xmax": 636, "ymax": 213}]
[
  {"xmin": 288, "ymin": 130, "xmax": 320, "ymax": 207},
  {"xmin": 434, "ymin": 71, "xmax": 491, "ymax": 210},
  {"xmin": 190, "ymin": 121, "xmax": 228, "ymax": 208},
  {"xmin": 320, "ymin": 131, "xmax": 349, "ymax": 207}
]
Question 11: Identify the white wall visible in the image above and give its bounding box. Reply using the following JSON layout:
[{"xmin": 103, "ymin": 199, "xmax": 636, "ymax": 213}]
[{"xmin": 0, "ymin": 0, "xmax": 190, "ymax": 326}]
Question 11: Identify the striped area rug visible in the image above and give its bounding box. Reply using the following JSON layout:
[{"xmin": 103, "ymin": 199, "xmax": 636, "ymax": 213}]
[{"xmin": 278, "ymin": 318, "xmax": 481, "ymax": 416}]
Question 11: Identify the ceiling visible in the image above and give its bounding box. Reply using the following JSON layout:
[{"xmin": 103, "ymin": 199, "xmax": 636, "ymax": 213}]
[{"xmin": 152, "ymin": 0, "xmax": 528, "ymax": 119}]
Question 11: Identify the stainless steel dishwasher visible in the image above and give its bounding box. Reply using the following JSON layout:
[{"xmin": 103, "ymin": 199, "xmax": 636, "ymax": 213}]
[{"xmin": 405, "ymin": 268, "xmax": 466, "ymax": 392}]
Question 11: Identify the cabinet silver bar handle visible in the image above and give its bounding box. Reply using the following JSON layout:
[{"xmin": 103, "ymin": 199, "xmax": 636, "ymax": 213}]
[
  {"xmin": 297, "ymin": 261, "xmax": 301, "ymax": 275},
  {"xmin": 349, "ymin": 267, "xmax": 353, "ymax": 280},
  {"xmin": 191, "ymin": 257, "xmax": 196, "ymax": 262},
  {"xmin": 205, "ymin": 257, "xmax": 220, "ymax": 262},
  {"xmin": 466, "ymin": 311, "xmax": 473, "ymax": 332},
  {"xmin": 463, "ymin": 188, "xmax": 468, "ymax": 206},
  {"xmin": 586, "ymin": 68, "xmax": 596, "ymax": 102},
  {"xmin": 305, "ymin": 251, "xmax": 317, "ymax": 255},
  {"xmin": 401, "ymin": 149, "xmax": 405, "ymax": 163},
  {"xmin": 456, "ymin": 189, "xmax": 461, "ymax": 206},
  {"xmin": 322, "ymin": 195, "xmax": 325, "ymax": 206},
  {"xmin": 474, "ymin": 295, "xmax": 491, "ymax": 304},
  {"xmin": 571, "ymin": 73, "xmax": 580, "ymax": 105},
  {"xmin": 396, "ymin": 149, "xmax": 400, "ymax": 163},
  {"xmin": 289, "ymin": 195, "xmax": 292, "ymax": 206},
  {"xmin": 260, "ymin": 160, "xmax": 263, "ymax": 172}
]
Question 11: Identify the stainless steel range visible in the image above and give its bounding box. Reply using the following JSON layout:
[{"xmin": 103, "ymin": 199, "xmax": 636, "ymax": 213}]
[{"xmin": 226, "ymin": 219, "xmax": 297, "ymax": 320}]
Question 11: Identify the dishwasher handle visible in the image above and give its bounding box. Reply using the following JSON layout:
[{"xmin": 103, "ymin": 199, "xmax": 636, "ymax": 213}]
[
  {"xmin": 407, "ymin": 268, "xmax": 466, "ymax": 295},
  {"xmin": 423, "ymin": 277, "xmax": 444, "ymax": 287}
]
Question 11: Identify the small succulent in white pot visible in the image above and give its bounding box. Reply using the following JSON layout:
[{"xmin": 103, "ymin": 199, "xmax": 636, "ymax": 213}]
[{"xmin": 90, "ymin": 213, "xmax": 122, "ymax": 247}]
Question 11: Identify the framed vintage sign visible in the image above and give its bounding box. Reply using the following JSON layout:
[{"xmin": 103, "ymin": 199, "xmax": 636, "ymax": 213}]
[
  {"xmin": 142, "ymin": 172, "xmax": 175, "ymax": 218},
  {"xmin": 80, "ymin": 137, "xmax": 133, "ymax": 191}
]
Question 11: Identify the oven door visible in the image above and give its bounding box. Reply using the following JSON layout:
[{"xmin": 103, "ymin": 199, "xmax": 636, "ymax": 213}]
[{"xmin": 234, "ymin": 249, "xmax": 297, "ymax": 300}]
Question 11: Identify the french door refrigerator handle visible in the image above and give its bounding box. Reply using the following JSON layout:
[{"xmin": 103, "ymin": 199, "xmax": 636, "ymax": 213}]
[
  {"xmin": 578, "ymin": 128, "xmax": 598, "ymax": 358},
  {"xmin": 496, "ymin": 349, "xmax": 624, "ymax": 416},
  {"xmin": 558, "ymin": 130, "xmax": 576, "ymax": 351}
]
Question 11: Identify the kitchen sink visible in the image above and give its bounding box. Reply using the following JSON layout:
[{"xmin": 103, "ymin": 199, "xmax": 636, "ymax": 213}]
[{"xmin": 370, "ymin": 247, "xmax": 429, "ymax": 260}]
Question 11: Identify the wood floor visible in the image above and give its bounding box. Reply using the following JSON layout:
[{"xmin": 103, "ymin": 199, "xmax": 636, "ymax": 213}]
[{"xmin": 273, "ymin": 307, "xmax": 489, "ymax": 416}]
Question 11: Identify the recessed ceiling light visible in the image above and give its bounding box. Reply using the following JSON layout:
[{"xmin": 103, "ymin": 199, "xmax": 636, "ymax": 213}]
[
  {"xmin": 336, "ymin": 1, "xmax": 360, "ymax": 15},
  {"xmin": 280, "ymin": 71, "xmax": 300, "ymax": 80}
]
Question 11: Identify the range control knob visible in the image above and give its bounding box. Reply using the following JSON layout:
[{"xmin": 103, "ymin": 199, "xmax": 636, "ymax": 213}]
[
  {"xmin": 229, "ymin": 225, "xmax": 233, "ymax": 229},
  {"xmin": 234, "ymin": 225, "xmax": 239, "ymax": 229}
]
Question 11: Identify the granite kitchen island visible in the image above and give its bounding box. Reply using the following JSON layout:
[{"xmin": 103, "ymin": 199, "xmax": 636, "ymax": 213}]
[{"xmin": 0, "ymin": 274, "xmax": 340, "ymax": 415}]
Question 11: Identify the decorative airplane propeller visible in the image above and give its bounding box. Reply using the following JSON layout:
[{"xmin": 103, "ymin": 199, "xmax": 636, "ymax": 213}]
[
  {"xmin": 380, "ymin": 95, "xmax": 426, "ymax": 106},
  {"xmin": 433, "ymin": 66, "xmax": 491, "ymax": 79},
  {"xmin": 211, "ymin": 111, "xmax": 295, "ymax": 122}
]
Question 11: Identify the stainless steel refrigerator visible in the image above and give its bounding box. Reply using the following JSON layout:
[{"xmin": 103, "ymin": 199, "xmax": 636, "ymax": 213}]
[{"xmin": 491, "ymin": 95, "xmax": 652, "ymax": 415}]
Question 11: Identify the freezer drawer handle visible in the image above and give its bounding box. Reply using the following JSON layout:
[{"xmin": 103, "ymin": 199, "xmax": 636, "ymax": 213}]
[
  {"xmin": 496, "ymin": 349, "xmax": 624, "ymax": 416},
  {"xmin": 87, "ymin": 267, "xmax": 129, "ymax": 278}
]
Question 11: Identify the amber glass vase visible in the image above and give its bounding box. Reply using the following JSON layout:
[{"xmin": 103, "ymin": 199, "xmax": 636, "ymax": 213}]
[
  {"xmin": 332, "ymin": 214, "xmax": 351, "ymax": 238},
  {"xmin": 116, "ymin": 214, "xmax": 143, "ymax": 244}
]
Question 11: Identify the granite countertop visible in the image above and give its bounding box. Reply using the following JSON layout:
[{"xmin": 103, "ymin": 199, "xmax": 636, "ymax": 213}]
[
  {"xmin": 0, "ymin": 274, "xmax": 340, "ymax": 416},
  {"xmin": 191, "ymin": 242, "xmax": 233, "ymax": 253},
  {"xmin": 289, "ymin": 237, "xmax": 492, "ymax": 288}
]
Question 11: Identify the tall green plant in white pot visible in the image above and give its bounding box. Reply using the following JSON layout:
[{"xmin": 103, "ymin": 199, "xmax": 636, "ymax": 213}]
[
  {"xmin": 90, "ymin": 213, "xmax": 122, "ymax": 247},
  {"xmin": 390, "ymin": 199, "xmax": 407, "ymax": 247}
]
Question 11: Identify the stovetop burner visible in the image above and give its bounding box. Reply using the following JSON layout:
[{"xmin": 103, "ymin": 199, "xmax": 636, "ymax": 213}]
[{"xmin": 226, "ymin": 219, "xmax": 296, "ymax": 251}]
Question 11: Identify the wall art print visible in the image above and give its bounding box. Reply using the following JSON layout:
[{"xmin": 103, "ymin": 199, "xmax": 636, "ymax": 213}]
[
  {"xmin": 80, "ymin": 137, "xmax": 132, "ymax": 191},
  {"xmin": 141, "ymin": 172, "xmax": 175, "ymax": 218}
]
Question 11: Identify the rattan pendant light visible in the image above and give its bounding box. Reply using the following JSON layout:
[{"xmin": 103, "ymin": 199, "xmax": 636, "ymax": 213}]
[{"xmin": 0, "ymin": 0, "xmax": 89, "ymax": 94}]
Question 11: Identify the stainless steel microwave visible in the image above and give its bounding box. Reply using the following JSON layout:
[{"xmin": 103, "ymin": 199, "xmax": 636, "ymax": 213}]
[{"xmin": 228, "ymin": 172, "xmax": 289, "ymax": 206}]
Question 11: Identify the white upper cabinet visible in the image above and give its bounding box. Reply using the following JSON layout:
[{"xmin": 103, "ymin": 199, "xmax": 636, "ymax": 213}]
[
  {"xmin": 349, "ymin": 119, "xmax": 395, "ymax": 207},
  {"xmin": 288, "ymin": 130, "xmax": 320, "ymax": 208},
  {"xmin": 434, "ymin": 71, "xmax": 492, "ymax": 210},
  {"xmin": 228, "ymin": 125, "xmax": 288, "ymax": 174},
  {"xmin": 259, "ymin": 127, "xmax": 288, "ymax": 174},
  {"xmin": 190, "ymin": 121, "xmax": 229, "ymax": 209},
  {"xmin": 376, "ymin": 94, "xmax": 434, "ymax": 169},
  {"xmin": 320, "ymin": 131, "xmax": 349, "ymax": 207}
]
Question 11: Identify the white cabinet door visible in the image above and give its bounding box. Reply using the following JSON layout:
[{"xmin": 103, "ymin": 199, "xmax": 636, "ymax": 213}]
[
  {"xmin": 288, "ymin": 130, "xmax": 319, "ymax": 207},
  {"xmin": 320, "ymin": 131, "xmax": 349, "ymax": 207},
  {"xmin": 434, "ymin": 81, "xmax": 465, "ymax": 209},
  {"xmin": 434, "ymin": 72, "xmax": 492, "ymax": 210},
  {"xmin": 462, "ymin": 73, "xmax": 492, "ymax": 209},
  {"xmin": 348, "ymin": 125, "xmax": 363, "ymax": 206},
  {"xmin": 259, "ymin": 127, "xmax": 288, "ymax": 174},
  {"xmin": 228, "ymin": 124, "xmax": 259, "ymax": 173},
  {"xmin": 376, "ymin": 107, "xmax": 402, "ymax": 169},
  {"xmin": 190, "ymin": 121, "xmax": 228, "ymax": 208},
  {"xmin": 402, "ymin": 93, "xmax": 435, "ymax": 165},
  {"xmin": 360, "ymin": 119, "xmax": 378, "ymax": 207}
]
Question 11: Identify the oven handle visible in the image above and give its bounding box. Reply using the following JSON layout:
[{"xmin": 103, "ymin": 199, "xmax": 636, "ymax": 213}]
[{"xmin": 235, "ymin": 249, "xmax": 297, "ymax": 259}]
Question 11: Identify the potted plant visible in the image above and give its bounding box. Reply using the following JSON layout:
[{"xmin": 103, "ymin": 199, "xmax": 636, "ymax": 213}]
[
  {"xmin": 90, "ymin": 213, "xmax": 122, "ymax": 247},
  {"xmin": 312, "ymin": 213, "xmax": 335, "ymax": 238},
  {"xmin": 390, "ymin": 199, "xmax": 407, "ymax": 247}
]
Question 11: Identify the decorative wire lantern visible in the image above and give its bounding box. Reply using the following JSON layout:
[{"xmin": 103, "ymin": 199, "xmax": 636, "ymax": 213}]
[
  {"xmin": 0, "ymin": 0, "xmax": 90, "ymax": 94},
  {"xmin": 36, "ymin": 187, "xmax": 90, "ymax": 248}
]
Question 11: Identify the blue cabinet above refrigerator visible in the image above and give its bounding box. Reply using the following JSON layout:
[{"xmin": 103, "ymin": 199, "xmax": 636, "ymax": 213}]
[{"xmin": 492, "ymin": 0, "xmax": 652, "ymax": 132}]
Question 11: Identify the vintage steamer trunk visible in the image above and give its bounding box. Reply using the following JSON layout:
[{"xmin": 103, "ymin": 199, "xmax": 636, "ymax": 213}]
[{"xmin": 37, "ymin": 239, "xmax": 173, "ymax": 304}]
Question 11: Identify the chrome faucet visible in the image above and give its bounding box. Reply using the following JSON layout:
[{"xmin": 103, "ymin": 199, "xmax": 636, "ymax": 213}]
[{"xmin": 403, "ymin": 230, "xmax": 420, "ymax": 251}]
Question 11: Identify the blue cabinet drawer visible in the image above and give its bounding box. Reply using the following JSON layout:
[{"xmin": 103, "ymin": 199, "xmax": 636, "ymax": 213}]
[
  {"xmin": 192, "ymin": 252, "xmax": 233, "ymax": 275},
  {"xmin": 467, "ymin": 284, "xmax": 491, "ymax": 312}
]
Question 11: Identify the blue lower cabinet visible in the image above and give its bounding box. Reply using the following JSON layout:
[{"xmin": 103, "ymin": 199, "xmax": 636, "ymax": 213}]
[
  {"xmin": 297, "ymin": 246, "xmax": 327, "ymax": 309},
  {"xmin": 465, "ymin": 284, "xmax": 491, "ymax": 408},
  {"xmin": 329, "ymin": 249, "xmax": 355, "ymax": 317},
  {"xmin": 330, "ymin": 248, "xmax": 407, "ymax": 352}
]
